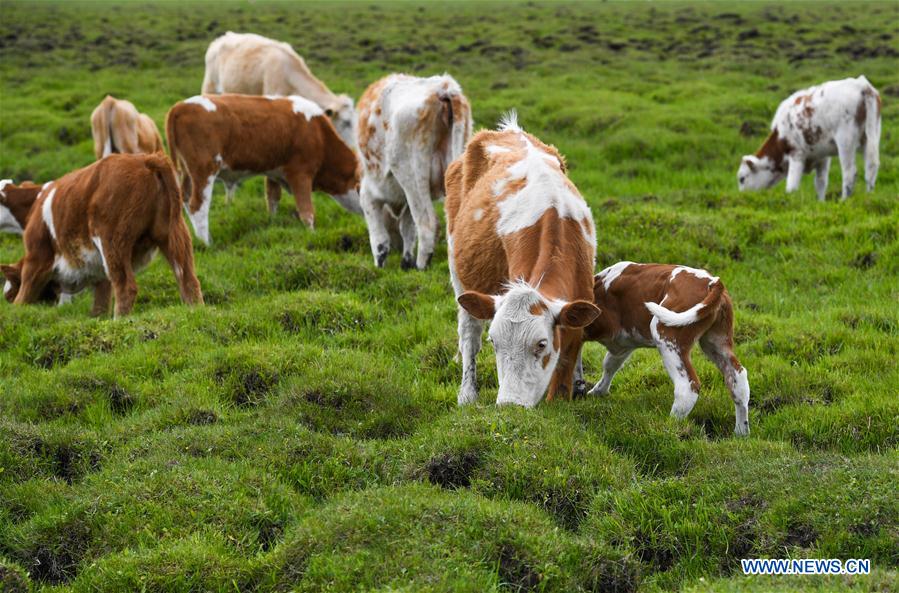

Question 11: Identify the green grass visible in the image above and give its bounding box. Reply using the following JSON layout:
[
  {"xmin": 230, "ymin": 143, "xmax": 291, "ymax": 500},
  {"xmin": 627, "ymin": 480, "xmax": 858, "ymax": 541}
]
[{"xmin": 1, "ymin": 1, "xmax": 897, "ymax": 591}]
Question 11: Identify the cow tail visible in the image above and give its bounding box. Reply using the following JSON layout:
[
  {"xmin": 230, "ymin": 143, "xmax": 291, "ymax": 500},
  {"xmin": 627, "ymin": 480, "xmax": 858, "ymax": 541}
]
[
  {"xmin": 90, "ymin": 97, "xmax": 114, "ymax": 160},
  {"xmin": 644, "ymin": 278, "xmax": 725, "ymax": 328},
  {"xmin": 144, "ymin": 153, "xmax": 182, "ymax": 222},
  {"xmin": 863, "ymin": 85, "xmax": 881, "ymax": 182},
  {"xmin": 441, "ymin": 90, "xmax": 471, "ymax": 163}
]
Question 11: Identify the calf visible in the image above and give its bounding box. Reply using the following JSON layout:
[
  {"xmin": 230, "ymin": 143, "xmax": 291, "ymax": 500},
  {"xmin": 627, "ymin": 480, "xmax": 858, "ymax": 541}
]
[
  {"xmin": 91, "ymin": 95, "xmax": 164, "ymax": 160},
  {"xmin": 166, "ymin": 94, "xmax": 361, "ymax": 245},
  {"xmin": 446, "ymin": 113, "xmax": 600, "ymax": 407},
  {"xmin": 2, "ymin": 153, "xmax": 203, "ymax": 317},
  {"xmin": 357, "ymin": 74, "xmax": 472, "ymax": 269},
  {"xmin": 738, "ymin": 76, "xmax": 881, "ymax": 201},
  {"xmin": 583, "ymin": 262, "xmax": 750, "ymax": 436},
  {"xmin": 0, "ymin": 180, "xmax": 43, "ymax": 234}
]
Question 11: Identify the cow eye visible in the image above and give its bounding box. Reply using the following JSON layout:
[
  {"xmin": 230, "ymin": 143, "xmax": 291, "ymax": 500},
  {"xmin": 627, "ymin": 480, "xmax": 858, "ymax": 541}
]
[
  {"xmin": 739, "ymin": 176, "xmax": 746, "ymax": 184},
  {"xmin": 535, "ymin": 339, "xmax": 547, "ymax": 353}
]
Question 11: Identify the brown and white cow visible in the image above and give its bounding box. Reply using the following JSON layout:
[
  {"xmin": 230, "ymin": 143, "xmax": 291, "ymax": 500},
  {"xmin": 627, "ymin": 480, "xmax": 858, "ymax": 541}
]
[
  {"xmin": 90, "ymin": 95, "xmax": 164, "ymax": 160},
  {"xmin": 2, "ymin": 153, "xmax": 203, "ymax": 317},
  {"xmin": 357, "ymin": 73, "xmax": 471, "ymax": 269},
  {"xmin": 0, "ymin": 180, "xmax": 43, "ymax": 234},
  {"xmin": 165, "ymin": 94, "xmax": 361, "ymax": 245},
  {"xmin": 446, "ymin": 112, "xmax": 600, "ymax": 407},
  {"xmin": 202, "ymin": 32, "xmax": 356, "ymax": 150},
  {"xmin": 584, "ymin": 262, "xmax": 750, "ymax": 435},
  {"xmin": 738, "ymin": 76, "xmax": 881, "ymax": 201}
]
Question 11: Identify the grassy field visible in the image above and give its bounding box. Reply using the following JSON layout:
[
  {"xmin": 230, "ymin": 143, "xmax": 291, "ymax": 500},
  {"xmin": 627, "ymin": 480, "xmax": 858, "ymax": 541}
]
[{"xmin": 1, "ymin": 1, "xmax": 897, "ymax": 591}]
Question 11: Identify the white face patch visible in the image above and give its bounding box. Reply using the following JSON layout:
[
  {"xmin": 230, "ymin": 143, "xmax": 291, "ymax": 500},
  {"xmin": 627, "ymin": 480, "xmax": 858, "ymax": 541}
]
[
  {"xmin": 41, "ymin": 188, "xmax": 58, "ymax": 240},
  {"xmin": 0, "ymin": 179, "xmax": 11, "ymax": 197},
  {"xmin": 3, "ymin": 280, "xmax": 11, "ymax": 298},
  {"xmin": 597, "ymin": 261, "xmax": 635, "ymax": 291},
  {"xmin": 738, "ymin": 156, "xmax": 781, "ymax": 191},
  {"xmin": 331, "ymin": 189, "xmax": 362, "ymax": 215},
  {"xmin": 286, "ymin": 95, "xmax": 325, "ymax": 120},
  {"xmin": 184, "ymin": 95, "xmax": 217, "ymax": 112},
  {"xmin": 493, "ymin": 133, "xmax": 595, "ymax": 247},
  {"xmin": 186, "ymin": 174, "xmax": 216, "ymax": 245},
  {"xmin": 0, "ymin": 203, "xmax": 23, "ymax": 234}
]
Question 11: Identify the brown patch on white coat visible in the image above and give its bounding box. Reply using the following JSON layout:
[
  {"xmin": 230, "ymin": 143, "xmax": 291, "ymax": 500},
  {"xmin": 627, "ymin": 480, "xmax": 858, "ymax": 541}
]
[
  {"xmin": 584, "ymin": 262, "xmax": 750, "ymax": 436},
  {"xmin": 447, "ymin": 113, "xmax": 599, "ymax": 408},
  {"xmin": 90, "ymin": 95, "xmax": 163, "ymax": 160},
  {"xmin": 165, "ymin": 94, "xmax": 361, "ymax": 245},
  {"xmin": 2, "ymin": 153, "xmax": 203, "ymax": 317}
]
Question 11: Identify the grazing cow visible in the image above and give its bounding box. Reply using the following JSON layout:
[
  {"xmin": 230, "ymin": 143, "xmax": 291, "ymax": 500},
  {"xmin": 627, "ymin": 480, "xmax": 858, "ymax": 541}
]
[
  {"xmin": 357, "ymin": 73, "xmax": 472, "ymax": 269},
  {"xmin": 166, "ymin": 94, "xmax": 361, "ymax": 245},
  {"xmin": 90, "ymin": 95, "xmax": 164, "ymax": 160},
  {"xmin": 584, "ymin": 262, "xmax": 750, "ymax": 435},
  {"xmin": 0, "ymin": 180, "xmax": 43, "ymax": 234},
  {"xmin": 202, "ymin": 32, "xmax": 356, "ymax": 150},
  {"xmin": 1, "ymin": 153, "xmax": 203, "ymax": 317},
  {"xmin": 446, "ymin": 113, "xmax": 600, "ymax": 407},
  {"xmin": 738, "ymin": 76, "xmax": 881, "ymax": 201}
]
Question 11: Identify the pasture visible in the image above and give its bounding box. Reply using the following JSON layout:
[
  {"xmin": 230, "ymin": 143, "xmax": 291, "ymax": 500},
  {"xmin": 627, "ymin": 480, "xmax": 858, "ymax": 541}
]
[{"xmin": 0, "ymin": 1, "xmax": 897, "ymax": 591}]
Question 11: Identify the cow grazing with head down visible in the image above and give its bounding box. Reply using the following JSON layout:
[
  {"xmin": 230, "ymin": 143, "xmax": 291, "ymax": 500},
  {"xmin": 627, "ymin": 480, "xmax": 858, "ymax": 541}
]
[
  {"xmin": 165, "ymin": 94, "xmax": 361, "ymax": 245},
  {"xmin": 2, "ymin": 153, "xmax": 203, "ymax": 317},
  {"xmin": 90, "ymin": 95, "xmax": 164, "ymax": 160},
  {"xmin": 738, "ymin": 76, "xmax": 881, "ymax": 201},
  {"xmin": 202, "ymin": 32, "xmax": 356, "ymax": 150},
  {"xmin": 584, "ymin": 262, "xmax": 750, "ymax": 435},
  {"xmin": 446, "ymin": 112, "xmax": 600, "ymax": 407},
  {"xmin": 0, "ymin": 180, "xmax": 43, "ymax": 234},
  {"xmin": 357, "ymin": 73, "xmax": 472, "ymax": 270}
]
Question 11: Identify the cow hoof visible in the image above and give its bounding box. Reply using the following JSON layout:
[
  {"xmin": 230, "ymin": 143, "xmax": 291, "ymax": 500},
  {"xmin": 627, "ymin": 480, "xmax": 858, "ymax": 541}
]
[
  {"xmin": 573, "ymin": 379, "xmax": 588, "ymax": 398},
  {"xmin": 401, "ymin": 253, "xmax": 415, "ymax": 270},
  {"xmin": 375, "ymin": 243, "xmax": 389, "ymax": 268}
]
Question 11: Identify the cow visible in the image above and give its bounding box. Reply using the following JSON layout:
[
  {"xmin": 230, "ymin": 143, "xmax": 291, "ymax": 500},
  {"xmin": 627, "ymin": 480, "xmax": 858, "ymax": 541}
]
[
  {"xmin": 357, "ymin": 73, "xmax": 472, "ymax": 269},
  {"xmin": 201, "ymin": 32, "xmax": 356, "ymax": 150},
  {"xmin": 0, "ymin": 180, "xmax": 43, "ymax": 234},
  {"xmin": 90, "ymin": 95, "xmax": 164, "ymax": 160},
  {"xmin": 1, "ymin": 153, "xmax": 203, "ymax": 317},
  {"xmin": 445, "ymin": 112, "xmax": 600, "ymax": 407},
  {"xmin": 165, "ymin": 94, "xmax": 361, "ymax": 245},
  {"xmin": 738, "ymin": 76, "xmax": 881, "ymax": 201},
  {"xmin": 583, "ymin": 262, "xmax": 750, "ymax": 436}
]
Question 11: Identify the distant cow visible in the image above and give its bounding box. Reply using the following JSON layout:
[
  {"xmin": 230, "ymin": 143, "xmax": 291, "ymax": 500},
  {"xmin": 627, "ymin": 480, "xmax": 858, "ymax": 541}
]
[
  {"xmin": 90, "ymin": 95, "xmax": 164, "ymax": 160},
  {"xmin": 738, "ymin": 76, "xmax": 881, "ymax": 201},
  {"xmin": 0, "ymin": 180, "xmax": 43, "ymax": 234},
  {"xmin": 202, "ymin": 32, "xmax": 356, "ymax": 150},
  {"xmin": 446, "ymin": 113, "xmax": 600, "ymax": 407},
  {"xmin": 357, "ymin": 73, "xmax": 471, "ymax": 269},
  {"xmin": 584, "ymin": 262, "xmax": 750, "ymax": 436},
  {"xmin": 2, "ymin": 154, "xmax": 203, "ymax": 317},
  {"xmin": 166, "ymin": 94, "xmax": 361, "ymax": 245}
]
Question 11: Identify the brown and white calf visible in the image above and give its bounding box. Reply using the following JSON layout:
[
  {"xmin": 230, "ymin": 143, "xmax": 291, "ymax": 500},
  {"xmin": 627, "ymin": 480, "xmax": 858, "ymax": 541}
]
[
  {"xmin": 165, "ymin": 94, "xmax": 361, "ymax": 245},
  {"xmin": 357, "ymin": 74, "xmax": 471, "ymax": 269},
  {"xmin": 2, "ymin": 153, "xmax": 203, "ymax": 317},
  {"xmin": 90, "ymin": 95, "xmax": 164, "ymax": 160},
  {"xmin": 0, "ymin": 180, "xmax": 43, "ymax": 234},
  {"xmin": 738, "ymin": 76, "xmax": 881, "ymax": 201},
  {"xmin": 446, "ymin": 113, "xmax": 600, "ymax": 407},
  {"xmin": 583, "ymin": 262, "xmax": 750, "ymax": 435},
  {"xmin": 202, "ymin": 32, "xmax": 356, "ymax": 150}
]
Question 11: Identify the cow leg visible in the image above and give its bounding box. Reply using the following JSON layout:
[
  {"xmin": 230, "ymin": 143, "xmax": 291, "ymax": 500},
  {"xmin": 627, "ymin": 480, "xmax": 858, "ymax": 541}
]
[
  {"xmin": 784, "ymin": 157, "xmax": 804, "ymax": 193},
  {"xmin": 101, "ymin": 244, "xmax": 138, "ymax": 318},
  {"xmin": 655, "ymin": 338, "xmax": 700, "ymax": 420},
  {"xmin": 285, "ymin": 169, "xmax": 315, "ymax": 229},
  {"xmin": 457, "ymin": 308, "xmax": 483, "ymax": 405},
  {"xmin": 265, "ymin": 178, "xmax": 282, "ymax": 215},
  {"xmin": 573, "ymin": 352, "xmax": 588, "ymax": 397},
  {"xmin": 588, "ymin": 349, "xmax": 633, "ymax": 396},
  {"xmin": 13, "ymin": 256, "xmax": 53, "ymax": 305},
  {"xmin": 393, "ymin": 168, "xmax": 437, "ymax": 269},
  {"xmin": 360, "ymin": 176, "xmax": 392, "ymax": 267},
  {"xmin": 814, "ymin": 158, "xmax": 830, "ymax": 201},
  {"xmin": 222, "ymin": 181, "xmax": 237, "ymax": 204},
  {"xmin": 397, "ymin": 205, "xmax": 417, "ymax": 270},
  {"xmin": 157, "ymin": 218, "xmax": 203, "ymax": 306},
  {"xmin": 90, "ymin": 280, "xmax": 112, "ymax": 317},
  {"xmin": 835, "ymin": 132, "xmax": 858, "ymax": 199},
  {"xmin": 700, "ymin": 334, "xmax": 750, "ymax": 436},
  {"xmin": 184, "ymin": 164, "xmax": 217, "ymax": 246}
]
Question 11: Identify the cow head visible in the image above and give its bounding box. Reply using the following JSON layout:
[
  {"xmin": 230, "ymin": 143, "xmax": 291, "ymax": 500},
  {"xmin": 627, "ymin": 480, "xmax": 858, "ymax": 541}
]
[
  {"xmin": 326, "ymin": 95, "xmax": 357, "ymax": 152},
  {"xmin": 459, "ymin": 282, "xmax": 600, "ymax": 408},
  {"xmin": 738, "ymin": 155, "xmax": 784, "ymax": 191},
  {"xmin": 1, "ymin": 179, "xmax": 42, "ymax": 234},
  {"xmin": 2, "ymin": 262, "xmax": 62, "ymax": 304}
]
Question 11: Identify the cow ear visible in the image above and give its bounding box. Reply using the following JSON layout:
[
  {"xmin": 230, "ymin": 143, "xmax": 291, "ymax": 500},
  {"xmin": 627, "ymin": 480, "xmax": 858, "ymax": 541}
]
[
  {"xmin": 1, "ymin": 264, "xmax": 19, "ymax": 282},
  {"xmin": 555, "ymin": 300, "xmax": 601, "ymax": 328},
  {"xmin": 742, "ymin": 156, "xmax": 757, "ymax": 173},
  {"xmin": 458, "ymin": 291, "xmax": 496, "ymax": 320}
]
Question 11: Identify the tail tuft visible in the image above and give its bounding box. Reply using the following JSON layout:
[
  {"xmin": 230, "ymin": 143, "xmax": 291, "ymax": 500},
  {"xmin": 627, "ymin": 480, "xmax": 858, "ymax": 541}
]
[
  {"xmin": 498, "ymin": 110, "xmax": 520, "ymax": 132},
  {"xmin": 645, "ymin": 279, "xmax": 725, "ymax": 327}
]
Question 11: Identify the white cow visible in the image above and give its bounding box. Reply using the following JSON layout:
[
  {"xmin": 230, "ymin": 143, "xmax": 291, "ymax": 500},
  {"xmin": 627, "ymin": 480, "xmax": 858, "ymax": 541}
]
[
  {"xmin": 738, "ymin": 76, "xmax": 881, "ymax": 201},
  {"xmin": 356, "ymin": 74, "xmax": 472, "ymax": 270}
]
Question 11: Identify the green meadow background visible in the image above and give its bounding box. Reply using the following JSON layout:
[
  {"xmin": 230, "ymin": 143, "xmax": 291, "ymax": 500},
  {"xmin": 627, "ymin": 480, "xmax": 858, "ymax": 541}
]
[{"xmin": 0, "ymin": 1, "xmax": 897, "ymax": 591}]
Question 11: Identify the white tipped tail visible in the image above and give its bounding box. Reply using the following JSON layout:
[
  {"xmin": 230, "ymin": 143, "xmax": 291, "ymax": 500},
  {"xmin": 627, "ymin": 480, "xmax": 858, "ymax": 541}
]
[
  {"xmin": 498, "ymin": 110, "xmax": 520, "ymax": 132},
  {"xmin": 646, "ymin": 279, "xmax": 724, "ymax": 327}
]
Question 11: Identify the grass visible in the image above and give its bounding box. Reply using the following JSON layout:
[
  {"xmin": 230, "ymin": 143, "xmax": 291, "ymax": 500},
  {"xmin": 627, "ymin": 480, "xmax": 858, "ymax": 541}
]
[{"xmin": 0, "ymin": 1, "xmax": 897, "ymax": 591}]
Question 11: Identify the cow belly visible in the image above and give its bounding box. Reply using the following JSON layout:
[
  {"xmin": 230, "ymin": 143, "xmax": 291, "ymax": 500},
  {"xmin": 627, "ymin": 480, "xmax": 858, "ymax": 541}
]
[
  {"xmin": 53, "ymin": 248, "xmax": 106, "ymax": 293},
  {"xmin": 605, "ymin": 328, "xmax": 654, "ymax": 351}
]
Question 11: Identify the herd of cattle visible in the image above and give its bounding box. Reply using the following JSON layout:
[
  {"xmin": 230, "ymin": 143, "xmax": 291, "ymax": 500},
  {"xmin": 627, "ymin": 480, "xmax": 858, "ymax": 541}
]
[{"xmin": 0, "ymin": 31, "xmax": 885, "ymax": 433}]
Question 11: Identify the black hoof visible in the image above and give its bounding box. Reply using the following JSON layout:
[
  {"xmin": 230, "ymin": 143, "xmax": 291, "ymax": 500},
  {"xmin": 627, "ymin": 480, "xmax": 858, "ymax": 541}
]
[
  {"xmin": 375, "ymin": 243, "xmax": 389, "ymax": 268},
  {"xmin": 573, "ymin": 379, "xmax": 588, "ymax": 398}
]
